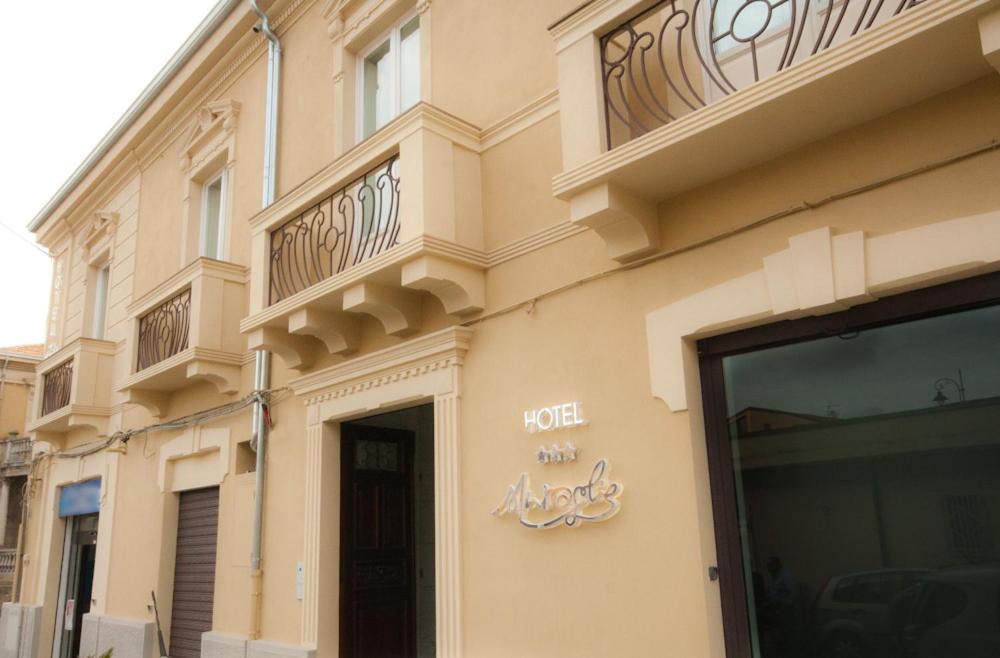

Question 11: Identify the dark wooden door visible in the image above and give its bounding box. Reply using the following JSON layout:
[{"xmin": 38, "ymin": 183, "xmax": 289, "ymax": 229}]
[
  {"xmin": 340, "ymin": 425, "xmax": 416, "ymax": 658},
  {"xmin": 169, "ymin": 487, "xmax": 220, "ymax": 658}
]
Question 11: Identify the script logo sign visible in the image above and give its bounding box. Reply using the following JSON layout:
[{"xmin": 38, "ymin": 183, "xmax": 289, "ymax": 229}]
[{"xmin": 492, "ymin": 459, "xmax": 623, "ymax": 529}]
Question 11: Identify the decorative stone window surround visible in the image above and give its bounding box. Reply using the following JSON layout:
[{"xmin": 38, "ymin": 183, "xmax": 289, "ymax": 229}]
[
  {"xmin": 548, "ymin": 0, "xmax": 999, "ymax": 262},
  {"xmin": 158, "ymin": 426, "xmax": 231, "ymax": 493},
  {"xmin": 119, "ymin": 258, "xmax": 248, "ymax": 418},
  {"xmin": 179, "ymin": 100, "xmax": 240, "ymax": 266},
  {"xmin": 82, "ymin": 212, "xmax": 118, "ymax": 266},
  {"xmin": 640, "ymin": 211, "xmax": 1000, "ymax": 656},
  {"xmin": 288, "ymin": 325, "xmax": 470, "ymax": 658},
  {"xmin": 81, "ymin": 212, "xmax": 118, "ymax": 343},
  {"xmin": 646, "ymin": 212, "xmax": 1000, "ymax": 413},
  {"xmin": 322, "ymin": 0, "xmax": 434, "ymax": 158}
]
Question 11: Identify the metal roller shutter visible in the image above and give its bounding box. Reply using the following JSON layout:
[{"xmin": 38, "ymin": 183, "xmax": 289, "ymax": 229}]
[{"xmin": 169, "ymin": 487, "xmax": 219, "ymax": 658}]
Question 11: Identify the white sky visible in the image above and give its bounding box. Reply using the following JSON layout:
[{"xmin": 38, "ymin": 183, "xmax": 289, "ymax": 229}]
[{"xmin": 0, "ymin": 1, "xmax": 217, "ymax": 347}]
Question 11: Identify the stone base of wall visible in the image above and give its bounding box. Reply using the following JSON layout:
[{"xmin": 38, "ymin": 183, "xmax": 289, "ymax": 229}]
[
  {"xmin": 79, "ymin": 614, "xmax": 156, "ymax": 658},
  {"xmin": 0, "ymin": 603, "xmax": 42, "ymax": 658},
  {"xmin": 203, "ymin": 634, "xmax": 315, "ymax": 658}
]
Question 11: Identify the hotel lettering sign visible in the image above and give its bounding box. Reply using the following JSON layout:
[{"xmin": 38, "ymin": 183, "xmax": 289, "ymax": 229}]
[
  {"xmin": 493, "ymin": 400, "xmax": 623, "ymax": 530},
  {"xmin": 523, "ymin": 401, "xmax": 586, "ymax": 433}
]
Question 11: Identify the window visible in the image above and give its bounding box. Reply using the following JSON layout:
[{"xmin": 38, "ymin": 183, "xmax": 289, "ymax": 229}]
[
  {"xmin": 358, "ymin": 15, "xmax": 420, "ymax": 140},
  {"xmin": 88, "ymin": 264, "xmax": 110, "ymax": 339},
  {"xmin": 200, "ymin": 173, "xmax": 226, "ymax": 259},
  {"xmin": 711, "ymin": 0, "xmax": 791, "ymax": 55},
  {"xmin": 916, "ymin": 583, "xmax": 968, "ymax": 629}
]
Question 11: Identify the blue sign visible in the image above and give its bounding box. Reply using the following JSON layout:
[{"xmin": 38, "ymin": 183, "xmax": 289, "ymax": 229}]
[{"xmin": 58, "ymin": 479, "xmax": 101, "ymax": 518}]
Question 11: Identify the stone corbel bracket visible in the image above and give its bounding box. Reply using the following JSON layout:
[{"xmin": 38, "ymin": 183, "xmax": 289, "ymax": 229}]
[
  {"xmin": 123, "ymin": 389, "xmax": 169, "ymax": 419},
  {"xmin": 401, "ymin": 255, "xmax": 485, "ymax": 316},
  {"xmin": 570, "ymin": 182, "xmax": 659, "ymax": 262}
]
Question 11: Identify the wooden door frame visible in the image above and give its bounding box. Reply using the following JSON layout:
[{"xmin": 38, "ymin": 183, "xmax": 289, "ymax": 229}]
[{"xmin": 697, "ymin": 270, "xmax": 1000, "ymax": 658}]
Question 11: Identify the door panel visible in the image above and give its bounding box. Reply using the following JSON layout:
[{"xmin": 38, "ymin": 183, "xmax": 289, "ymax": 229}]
[{"xmin": 341, "ymin": 425, "xmax": 416, "ymax": 658}]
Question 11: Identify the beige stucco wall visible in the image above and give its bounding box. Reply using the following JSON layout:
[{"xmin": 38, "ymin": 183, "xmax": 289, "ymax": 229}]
[
  {"xmin": 16, "ymin": 1, "xmax": 1000, "ymax": 657},
  {"xmin": 0, "ymin": 367, "xmax": 34, "ymax": 437}
]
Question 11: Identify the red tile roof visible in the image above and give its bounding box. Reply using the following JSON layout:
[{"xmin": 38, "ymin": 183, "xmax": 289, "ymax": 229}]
[{"xmin": 0, "ymin": 344, "xmax": 45, "ymax": 357}]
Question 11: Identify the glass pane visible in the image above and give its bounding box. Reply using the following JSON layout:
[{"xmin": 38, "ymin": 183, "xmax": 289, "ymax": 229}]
[
  {"xmin": 201, "ymin": 176, "xmax": 223, "ymax": 258},
  {"xmin": 400, "ymin": 16, "xmax": 420, "ymax": 111},
  {"xmin": 355, "ymin": 439, "xmax": 400, "ymax": 471},
  {"xmin": 712, "ymin": 0, "xmax": 791, "ymax": 55},
  {"xmin": 720, "ymin": 303, "xmax": 1000, "ymax": 658},
  {"xmin": 363, "ymin": 40, "xmax": 392, "ymax": 138},
  {"xmin": 90, "ymin": 265, "xmax": 109, "ymax": 339}
]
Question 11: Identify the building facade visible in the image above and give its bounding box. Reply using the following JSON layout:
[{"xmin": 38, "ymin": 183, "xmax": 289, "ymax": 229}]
[
  {"xmin": 0, "ymin": 346, "xmax": 41, "ymax": 603},
  {"xmin": 2, "ymin": 1, "xmax": 1000, "ymax": 658}
]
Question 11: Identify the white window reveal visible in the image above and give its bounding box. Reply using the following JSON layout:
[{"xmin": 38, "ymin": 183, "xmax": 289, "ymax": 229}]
[
  {"xmin": 359, "ymin": 15, "xmax": 420, "ymax": 140},
  {"xmin": 89, "ymin": 264, "xmax": 110, "ymax": 340},
  {"xmin": 200, "ymin": 173, "xmax": 227, "ymax": 260}
]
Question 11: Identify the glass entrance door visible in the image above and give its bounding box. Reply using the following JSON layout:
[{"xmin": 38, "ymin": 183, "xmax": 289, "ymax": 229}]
[
  {"xmin": 701, "ymin": 288, "xmax": 1000, "ymax": 658},
  {"xmin": 53, "ymin": 514, "xmax": 98, "ymax": 658}
]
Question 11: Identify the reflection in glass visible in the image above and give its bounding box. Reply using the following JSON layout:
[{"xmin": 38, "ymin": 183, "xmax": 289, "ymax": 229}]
[{"xmin": 721, "ymin": 304, "xmax": 1000, "ymax": 657}]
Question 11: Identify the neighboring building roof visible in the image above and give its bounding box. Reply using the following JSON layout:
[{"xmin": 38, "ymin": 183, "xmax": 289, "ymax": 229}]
[{"xmin": 0, "ymin": 344, "xmax": 45, "ymax": 361}]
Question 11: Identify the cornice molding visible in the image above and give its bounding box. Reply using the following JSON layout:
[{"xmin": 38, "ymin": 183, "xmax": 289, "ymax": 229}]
[
  {"xmin": 549, "ymin": 0, "xmax": 646, "ymax": 51},
  {"xmin": 128, "ymin": 257, "xmax": 248, "ymax": 317},
  {"xmin": 480, "ymin": 89, "xmax": 559, "ymax": 151},
  {"xmin": 240, "ymin": 235, "xmax": 487, "ymax": 333},
  {"xmin": 137, "ymin": 0, "xmax": 315, "ymax": 174},
  {"xmin": 487, "ymin": 220, "xmax": 586, "ymax": 266},
  {"xmin": 82, "ymin": 211, "xmax": 119, "ymax": 262},
  {"xmin": 180, "ymin": 99, "xmax": 241, "ymax": 171},
  {"xmin": 289, "ymin": 325, "xmax": 472, "ymax": 402}
]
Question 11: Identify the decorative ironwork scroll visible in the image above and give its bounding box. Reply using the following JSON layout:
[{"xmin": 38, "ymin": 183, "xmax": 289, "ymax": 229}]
[
  {"xmin": 137, "ymin": 288, "xmax": 191, "ymax": 371},
  {"xmin": 601, "ymin": 0, "xmax": 927, "ymax": 149},
  {"xmin": 41, "ymin": 359, "xmax": 73, "ymax": 416},
  {"xmin": 269, "ymin": 156, "xmax": 401, "ymax": 305}
]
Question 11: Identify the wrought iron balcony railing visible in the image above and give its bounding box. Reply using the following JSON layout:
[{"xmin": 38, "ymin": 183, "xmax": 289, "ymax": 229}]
[
  {"xmin": 137, "ymin": 288, "xmax": 191, "ymax": 371},
  {"xmin": 0, "ymin": 548, "xmax": 15, "ymax": 576},
  {"xmin": 41, "ymin": 359, "xmax": 73, "ymax": 417},
  {"xmin": 601, "ymin": 0, "xmax": 927, "ymax": 149},
  {"xmin": 268, "ymin": 155, "xmax": 401, "ymax": 305}
]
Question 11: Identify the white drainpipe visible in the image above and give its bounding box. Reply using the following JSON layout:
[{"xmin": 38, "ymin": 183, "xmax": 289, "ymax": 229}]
[{"xmin": 247, "ymin": 0, "xmax": 280, "ymax": 641}]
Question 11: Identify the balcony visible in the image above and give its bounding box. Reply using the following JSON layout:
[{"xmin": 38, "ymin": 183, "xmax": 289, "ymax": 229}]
[
  {"xmin": 550, "ymin": 0, "xmax": 1000, "ymax": 260},
  {"xmin": 0, "ymin": 436, "xmax": 32, "ymax": 475},
  {"xmin": 26, "ymin": 338, "xmax": 116, "ymax": 441},
  {"xmin": 119, "ymin": 258, "xmax": 247, "ymax": 417},
  {"xmin": 241, "ymin": 103, "xmax": 487, "ymax": 370}
]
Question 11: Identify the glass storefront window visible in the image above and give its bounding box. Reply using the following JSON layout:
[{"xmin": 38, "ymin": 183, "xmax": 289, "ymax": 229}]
[{"xmin": 717, "ymin": 302, "xmax": 1000, "ymax": 658}]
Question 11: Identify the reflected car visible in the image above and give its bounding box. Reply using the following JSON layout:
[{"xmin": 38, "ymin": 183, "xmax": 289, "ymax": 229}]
[
  {"xmin": 811, "ymin": 568, "xmax": 930, "ymax": 658},
  {"xmin": 897, "ymin": 566, "xmax": 1000, "ymax": 658}
]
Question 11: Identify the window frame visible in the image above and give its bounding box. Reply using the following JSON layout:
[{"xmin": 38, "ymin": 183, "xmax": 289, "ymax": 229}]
[
  {"xmin": 355, "ymin": 10, "xmax": 420, "ymax": 142},
  {"xmin": 198, "ymin": 170, "xmax": 228, "ymax": 260},
  {"xmin": 696, "ymin": 269, "xmax": 1000, "ymax": 658},
  {"xmin": 89, "ymin": 263, "xmax": 111, "ymax": 340}
]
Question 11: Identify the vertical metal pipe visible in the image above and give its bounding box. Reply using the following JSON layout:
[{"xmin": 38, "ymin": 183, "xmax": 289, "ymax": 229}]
[{"xmin": 247, "ymin": 0, "xmax": 280, "ymax": 641}]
